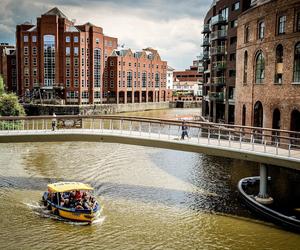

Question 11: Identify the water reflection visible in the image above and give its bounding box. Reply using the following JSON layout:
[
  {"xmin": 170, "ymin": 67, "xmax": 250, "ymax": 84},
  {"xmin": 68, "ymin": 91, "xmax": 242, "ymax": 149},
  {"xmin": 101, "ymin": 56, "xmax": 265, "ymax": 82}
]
[{"xmin": 0, "ymin": 109, "xmax": 299, "ymax": 249}]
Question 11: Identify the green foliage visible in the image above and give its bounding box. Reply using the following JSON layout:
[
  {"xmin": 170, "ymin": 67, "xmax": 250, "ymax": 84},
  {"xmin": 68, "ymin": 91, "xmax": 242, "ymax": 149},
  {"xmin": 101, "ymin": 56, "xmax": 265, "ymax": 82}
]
[
  {"xmin": 0, "ymin": 93, "xmax": 25, "ymax": 116},
  {"xmin": 0, "ymin": 75, "xmax": 4, "ymax": 96},
  {"xmin": 0, "ymin": 120, "xmax": 23, "ymax": 130}
]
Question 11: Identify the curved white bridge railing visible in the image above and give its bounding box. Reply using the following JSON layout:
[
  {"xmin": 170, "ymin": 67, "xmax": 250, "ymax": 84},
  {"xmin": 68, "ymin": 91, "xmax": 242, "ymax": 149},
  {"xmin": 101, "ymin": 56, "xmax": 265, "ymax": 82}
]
[{"xmin": 0, "ymin": 115, "xmax": 299, "ymax": 170}]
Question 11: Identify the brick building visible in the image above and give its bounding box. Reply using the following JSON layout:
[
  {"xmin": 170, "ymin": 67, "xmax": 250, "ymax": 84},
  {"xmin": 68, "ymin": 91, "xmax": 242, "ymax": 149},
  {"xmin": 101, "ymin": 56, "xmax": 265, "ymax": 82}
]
[
  {"xmin": 172, "ymin": 62, "xmax": 203, "ymax": 101},
  {"xmin": 0, "ymin": 43, "xmax": 17, "ymax": 92},
  {"xmin": 16, "ymin": 7, "xmax": 117, "ymax": 105},
  {"xmin": 104, "ymin": 48, "xmax": 168, "ymax": 103},
  {"xmin": 201, "ymin": 0, "xmax": 251, "ymax": 123},
  {"xmin": 235, "ymin": 0, "xmax": 300, "ymax": 134}
]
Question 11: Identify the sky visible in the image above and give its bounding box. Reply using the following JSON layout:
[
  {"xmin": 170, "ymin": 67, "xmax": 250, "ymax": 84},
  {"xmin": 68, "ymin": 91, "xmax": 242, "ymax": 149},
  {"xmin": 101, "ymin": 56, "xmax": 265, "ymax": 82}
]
[{"xmin": 0, "ymin": 0, "xmax": 211, "ymax": 70}]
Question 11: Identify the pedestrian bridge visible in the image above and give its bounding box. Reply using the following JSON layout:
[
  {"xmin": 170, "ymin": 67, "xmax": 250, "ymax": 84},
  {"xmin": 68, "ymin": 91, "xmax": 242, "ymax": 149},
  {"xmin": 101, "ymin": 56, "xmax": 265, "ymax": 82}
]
[{"xmin": 0, "ymin": 115, "xmax": 299, "ymax": 170}]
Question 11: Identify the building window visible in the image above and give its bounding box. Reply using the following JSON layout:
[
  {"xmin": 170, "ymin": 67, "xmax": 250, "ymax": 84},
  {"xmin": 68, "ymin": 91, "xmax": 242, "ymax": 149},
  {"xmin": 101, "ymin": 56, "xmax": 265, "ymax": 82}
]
[
  {"xmin": 94, "ymin": 91, "xmax": 101, "ymax": 98},
  {"xmin": 66, "ymin": 36, "xmax": 70, "ymax": 43},
  {"xmin": 230, "ymin": 36, "xmax": 237, "ymax": 44},
  {"xmin": 243, "ymin": 51, "xmax": 248, "ymax": 84},
  {"xmin": 66, "ymin": 68, "xmax": 70, "ymax": 77},
  {"xmin": 232, "ymin": 2, "xmax": 240, "ymax": 11},
  {"xmin": 258, "ymin": 21, "xmax": 265, "ymax": 39},
  {"xmin": 32, "ymin": 46, "xmax": 37, "ymax": 55},
  {"xmin": 275, "ymin": 44, "xmax": 283, "ymax": 84},
  {"xmin": 96, "ymin": 38, "xmax": 99, "ymax": 44},
  {"xmin": 110, "ymin": 61, "xmax": 114, "ymax": 66},
  {"xmin": 142, "ymin": 72, "xmax": 147, "ymax": 87},
  {"xmin": 25, "ymin": 78, "xmax": 29, "ymax": 87},
  {"xmin": 127, "ymin": 71, "xmax": 132, "ymax": 87},
  {"xmin": 110, "ymin": 80, "xmax": 114, "ymax": 88},
  {"xmin": 32, "ymin": 36, "xmax": 37, "ymax": 43},
  {"xmin": 94, "ymin": 48, "xmax": 101, "ymax": 87},
  {"xmin": 74, "ymin": 36, "xmax": 78, "ymax": 43},
  {"xmin": 293, "ymin": 43, "xmax": 300, "ymax": 82},
  {"xmin": 296, "ymin": 13, "xmax": 300, "ymax": 32},
  {"xmin": 81, "ymin": 48, "xmax": 85, "ymax": 56},
  {"xmin": 229, "ymin": 70, "xmax": 236, "ymax": 77},
  {"xmin": 74, "ymin": 68, "xmax": 79, "ymax": 77},
  {"xmin": 74, "ymin": 79, "xmax": 78, "ymax": 88},
  {"xmin": 24, "ymin": 57, "xmax": 28, "ymax": 66},
  {"xmin": 244, "ymin": 25, "xmax": 249, "ymax": 43},
  {"xmin": 66, "ymin": 57, "xmax": 70, "ymax": 66},
  {"xmin": 24, "ymin": 35, "xmax": 28, "ymax": 42},
  {"xmin": 66, "ymin": 47, "xmax": 70, "ymax": 56},
  {"xmin": 24, "ymin": 67, "xmax": 29, "ymax": 76},
  {"xmin": 66, "ymin": 79, "xmax": 70, "ymax": 88},
  {"xmin": 82, "ymin": 91, "xmax": 89, "ymax": 99},
  {"xmin": 74, "ymin": 47, "xmax": 79, "ymax": 56},
  {"xmin": 231, "ymin": 20, "xmax": 238, "ymax": 28},
  {"xmin": 33, "ymin": 68, "xmax": 37, "ymax": 77},
  {"xmin": 110, "ymin": 70, "xmax": 114, "ymax": 78},
  {"xmin": 155, "ymin": 73, "xmax": 160, "ymax": 87},
  {"xmin": 24, "ymin": 46, "xmax": 28, "ymax": 55},
  {"xmin": 33, "ymin": 57, "xmax": 37, "ymax": 66},
  {"xmin": 255, "ymin": 52, "xmax": 265, "ymax": 83},
  {"xmin": 278, "ymin": 16, "xmax": 286, "ymax": 35},
  {"xmin": 74, "ymin": 58, "xmax": 79, "ymax": 67}
]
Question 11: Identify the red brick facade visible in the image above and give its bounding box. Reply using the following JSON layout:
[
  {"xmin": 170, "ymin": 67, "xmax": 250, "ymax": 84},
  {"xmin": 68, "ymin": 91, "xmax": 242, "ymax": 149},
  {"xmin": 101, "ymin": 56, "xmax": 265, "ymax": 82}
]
[
  {"xmin": 16, "ymin": 7, "xmax": 117, "ymax": 105},
  {"xmin": 105, "ymin": 48, "xmax": 168, "ymax": 103},
  {"xmin": 235, "ymin": 0, "xmax": 300, "ymax": 133},
  {"xmin": 0, "ymin": 44, "xmax": 17, "ymax": 92}
]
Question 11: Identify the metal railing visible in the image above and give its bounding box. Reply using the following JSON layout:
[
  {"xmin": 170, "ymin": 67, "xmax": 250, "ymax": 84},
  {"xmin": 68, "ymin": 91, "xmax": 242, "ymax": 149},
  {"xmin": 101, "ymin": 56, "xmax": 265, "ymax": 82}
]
[
  {"xmin": 211, "ymin": 30, "xmax": 227, "ymax": 40},
  {"xmin": 0, "ymin": 115, "xmax": 299, "ymax": 162}
]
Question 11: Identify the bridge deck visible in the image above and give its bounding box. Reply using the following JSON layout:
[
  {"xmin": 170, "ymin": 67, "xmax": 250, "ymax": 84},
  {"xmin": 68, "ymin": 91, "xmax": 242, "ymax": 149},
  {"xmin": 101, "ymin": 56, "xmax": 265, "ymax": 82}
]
[{"xmin": 1, "ymin": 128, "xmax": 299, "ymax": 170}]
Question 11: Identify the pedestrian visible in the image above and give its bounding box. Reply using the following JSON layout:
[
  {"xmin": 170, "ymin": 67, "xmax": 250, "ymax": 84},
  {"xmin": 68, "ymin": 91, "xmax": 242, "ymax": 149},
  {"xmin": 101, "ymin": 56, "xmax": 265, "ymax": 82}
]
[
  {"xmin": 181, "ymin": 121, "xmax": 188, "ymax": 140},
  {"xmin": 52, "ymin": 112, "xmax": 56, "ymax": 131}
]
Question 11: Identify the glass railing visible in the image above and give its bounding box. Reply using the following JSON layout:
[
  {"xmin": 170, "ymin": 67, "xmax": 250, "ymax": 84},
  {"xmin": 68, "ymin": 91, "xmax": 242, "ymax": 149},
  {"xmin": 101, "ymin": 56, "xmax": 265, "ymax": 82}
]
[
  {"xmin": 213, "ymin": 61, "xmax": 226, "ymax": 71},
  {"xmin": 211, "ymin": 14, "xmax": 227, "ymax": 26},
  {"xmin": 211, "ymin": 30, "xmax": 227, "ymax": 40},
  {"xmin": 202, "ymin": 24, "xmax": 211, "ymax": 33},
  {"xmin": 210, "ymin": 46, "xmax": 226, "ymax": 55}
]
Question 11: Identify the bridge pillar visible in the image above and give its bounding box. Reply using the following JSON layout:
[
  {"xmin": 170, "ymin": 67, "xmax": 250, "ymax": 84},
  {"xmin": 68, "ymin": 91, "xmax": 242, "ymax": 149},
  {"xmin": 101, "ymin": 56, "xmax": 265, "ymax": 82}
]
[{"xmin": 255, "ymin": 163, "xmax": 274, "ymax": 205}]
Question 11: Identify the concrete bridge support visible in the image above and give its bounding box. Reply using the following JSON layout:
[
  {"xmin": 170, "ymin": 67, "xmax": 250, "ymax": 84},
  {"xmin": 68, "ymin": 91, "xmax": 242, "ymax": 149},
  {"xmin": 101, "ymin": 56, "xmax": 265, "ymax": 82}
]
[{"xmin": 255, "ymin": 163, "xmax": 274, "ymax": 205}]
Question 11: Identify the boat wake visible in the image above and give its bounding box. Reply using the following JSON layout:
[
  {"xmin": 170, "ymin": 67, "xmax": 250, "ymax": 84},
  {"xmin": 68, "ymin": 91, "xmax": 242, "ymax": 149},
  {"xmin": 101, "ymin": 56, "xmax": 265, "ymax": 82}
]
[{"xmin": 24, "ymin": 202, "xmax": 105, "ymax": 226}]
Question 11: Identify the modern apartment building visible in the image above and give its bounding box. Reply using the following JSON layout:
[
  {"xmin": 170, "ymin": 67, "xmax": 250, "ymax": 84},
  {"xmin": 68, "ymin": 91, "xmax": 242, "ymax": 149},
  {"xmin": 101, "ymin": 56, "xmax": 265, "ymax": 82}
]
[
  {"xmin": 201, "ymin": 0, "xmax": 250, "ymax": 124},
  {"xmin": 0, "ymin": 43, "xmax": 17, "ymax": 92},
  {"xmin": 235, "ymin": 0, "xmax": 300, "ymax": 134},
  {"xmin": 104, "ymin": 48, "xmax": 168, "ymax": 103},
  {"xmin": 16, "ymin": 7, "xmax": 117, "ymax": 105}
]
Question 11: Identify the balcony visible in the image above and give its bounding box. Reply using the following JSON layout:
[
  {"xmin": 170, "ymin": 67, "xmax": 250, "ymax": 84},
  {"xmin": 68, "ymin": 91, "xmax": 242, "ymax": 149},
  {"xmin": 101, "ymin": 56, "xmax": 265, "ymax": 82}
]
[
  {"xmin": 203, "ymin": 50, "xmax": 210, "ymax": 60},
  {"xmin": 209, "ymin": 91, "xmax": 224, "ymax": 101},
  {"xmin": 211, "ymin": 14, "xmax": 227, "ymax": 26},
  {"xmin": 210, "ymin": 46, "xmax": 226, "ymax": 55},
  {"xmin": 212, "ymin": 61, "xmax": 226, "ymax": 71},
  {"xmin": 202, "ymin": 24, "xmax": 211, "ymax": 33},
  {"xmin": 213, "ymin": 77, "xmax": 226, "ymax": 86},
  {"xmin": 201, "ymin": 37, "xmax": 210, "ymax": 47},
  {"xmin": 198, "ymin": 66, "xmax": 204, "ymax": 73},
  {"xmin": 211, "ymin": 30, "xmax": 227, "ymax": 40}
]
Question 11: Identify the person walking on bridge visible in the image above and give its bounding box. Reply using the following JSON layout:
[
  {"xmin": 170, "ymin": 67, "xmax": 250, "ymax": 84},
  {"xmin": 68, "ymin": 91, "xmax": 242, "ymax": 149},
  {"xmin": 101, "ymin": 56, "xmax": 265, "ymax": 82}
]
[
  {"xmin": 52, "ymin": 112, "xmax": 57, "ymax": 131},
  {"xmin": 181, "ymin": 121, "xmax": 189, "ymax": 140}
]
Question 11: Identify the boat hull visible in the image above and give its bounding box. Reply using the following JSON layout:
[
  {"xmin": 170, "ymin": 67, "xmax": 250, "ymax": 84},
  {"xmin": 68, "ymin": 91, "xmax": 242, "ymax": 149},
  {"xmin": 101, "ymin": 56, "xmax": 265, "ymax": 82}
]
[{"xmin": 238, "ymin": 177, "xmax": 300, "ymax": 232}]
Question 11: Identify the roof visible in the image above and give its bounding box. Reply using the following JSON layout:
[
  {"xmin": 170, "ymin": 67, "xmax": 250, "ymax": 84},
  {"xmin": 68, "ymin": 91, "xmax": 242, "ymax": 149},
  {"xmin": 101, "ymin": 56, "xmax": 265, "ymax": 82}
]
[
  {"xmin": 47, "ymin": 182, "xmax": 94, "ymax": 193},
  {"xmin": 44, "ymin": 7, "xmax": 68, "ymax": 19},
  {"xmin": 66, "ymin": 26, "xmax": 79, "ymax": 32}
]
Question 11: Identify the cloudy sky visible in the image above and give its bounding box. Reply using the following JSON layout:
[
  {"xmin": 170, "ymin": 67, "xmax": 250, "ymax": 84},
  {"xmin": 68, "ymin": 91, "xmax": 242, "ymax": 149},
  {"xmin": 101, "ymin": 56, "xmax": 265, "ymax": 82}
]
[{"xmin": 0, "ymin": 0, "xmax": 211, "ymax": 69}]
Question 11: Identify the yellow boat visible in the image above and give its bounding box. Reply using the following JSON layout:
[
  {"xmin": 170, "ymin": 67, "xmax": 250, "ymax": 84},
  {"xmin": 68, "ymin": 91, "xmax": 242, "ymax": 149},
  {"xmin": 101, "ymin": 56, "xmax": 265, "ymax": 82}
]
[{"xmin": 42, "ymin": 182, "xmax": 101, "ymax": 223}]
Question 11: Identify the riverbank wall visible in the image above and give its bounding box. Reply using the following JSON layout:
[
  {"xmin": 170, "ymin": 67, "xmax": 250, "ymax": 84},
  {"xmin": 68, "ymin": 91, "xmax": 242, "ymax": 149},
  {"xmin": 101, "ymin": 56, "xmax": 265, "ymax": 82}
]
[{"xmin": 24, "ymin": 102, "xmax": 170, "ymax": 115}]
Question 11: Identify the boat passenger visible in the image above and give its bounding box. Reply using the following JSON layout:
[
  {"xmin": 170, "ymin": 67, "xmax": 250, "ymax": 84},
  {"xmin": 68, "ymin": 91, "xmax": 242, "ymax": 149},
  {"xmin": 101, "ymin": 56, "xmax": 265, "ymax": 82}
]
[{"xmin": 75, "ymin": 190, "xmax": 82, "ymax": 200}]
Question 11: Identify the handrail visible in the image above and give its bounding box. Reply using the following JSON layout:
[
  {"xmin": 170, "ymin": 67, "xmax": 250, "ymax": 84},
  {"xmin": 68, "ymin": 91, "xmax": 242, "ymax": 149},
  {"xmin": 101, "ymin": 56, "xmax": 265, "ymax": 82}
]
[{"xmin": 0, "ymin": 115, "xmax": 300, "ymax": 136}]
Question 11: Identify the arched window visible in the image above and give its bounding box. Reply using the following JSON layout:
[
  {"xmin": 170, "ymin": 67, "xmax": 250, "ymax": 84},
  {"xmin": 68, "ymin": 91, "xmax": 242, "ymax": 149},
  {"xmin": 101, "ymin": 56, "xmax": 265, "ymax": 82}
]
[
  {"xmin": 242, "ymin": 105, "xmax": 246, "ymax": 126},
  {"xmin": 255, "ymin": 52, "xmax": 265, "ymax": 83},
  {"xmin": 243, "ymin": 51, "xmax": 248, "ymax": 84},
  {"xmin": 293, "ymin": 43, "xmax": 300, "ymax": 82},
  {"xmin": 258, "ymin": 21, "xmax": 265, "ymax": 39},
  {"xmin": 43, "ymin": 35, "xmax": 55, "ymax": 86},
  {"xmin": 253, "ymin": 101, "xmax": 263, "ymax": 127},
  {"xmin": 275, "ymin": 44, "xmax": 283, "ymax": 84}
]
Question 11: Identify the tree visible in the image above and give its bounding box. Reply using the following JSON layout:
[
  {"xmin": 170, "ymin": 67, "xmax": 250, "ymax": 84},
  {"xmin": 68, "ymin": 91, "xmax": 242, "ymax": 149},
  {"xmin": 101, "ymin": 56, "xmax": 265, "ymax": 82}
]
[
  {"xmin": 0, "ymin": 93, "xmax": 25, "ymax": 116},
  {"xmin": 0, "ymin": 75, "xmax": 4, "ymax": 96}
]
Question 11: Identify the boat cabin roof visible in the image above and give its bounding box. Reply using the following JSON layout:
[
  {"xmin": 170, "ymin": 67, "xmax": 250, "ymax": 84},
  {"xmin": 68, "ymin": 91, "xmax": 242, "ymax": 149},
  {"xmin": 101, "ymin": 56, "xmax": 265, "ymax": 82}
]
[{"xmin": 47, "ymin": 182, "xmax": 94, "ymax": 193}]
